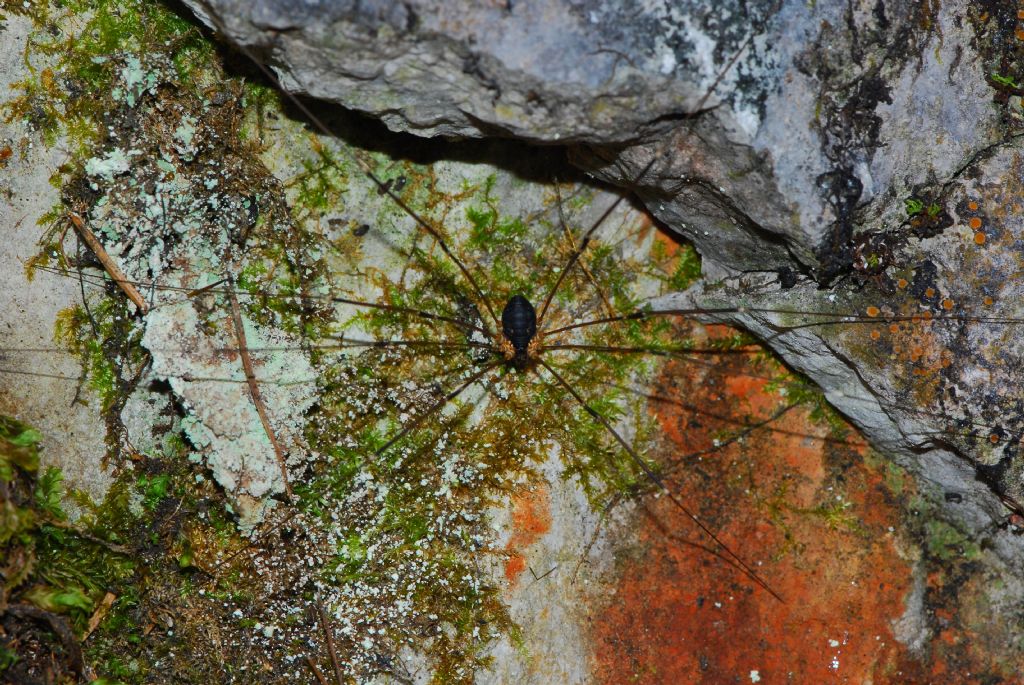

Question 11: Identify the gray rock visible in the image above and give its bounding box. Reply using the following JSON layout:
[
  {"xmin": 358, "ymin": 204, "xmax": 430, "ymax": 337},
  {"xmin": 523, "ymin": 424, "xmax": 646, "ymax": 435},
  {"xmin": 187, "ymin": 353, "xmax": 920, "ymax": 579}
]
[{"xmin": 184, "ymin": 0, "xmax": 779, "ymax": 143}]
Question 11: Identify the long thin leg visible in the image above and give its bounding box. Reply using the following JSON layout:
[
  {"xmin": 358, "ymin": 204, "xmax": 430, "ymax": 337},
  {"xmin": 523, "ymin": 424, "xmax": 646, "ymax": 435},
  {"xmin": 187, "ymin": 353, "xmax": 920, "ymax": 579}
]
[
  {"xmin": 543, "ymin": 304, "xmax": 1023, "ymax": 338},
  {"xmin": 374, "ymin": 360, "xmax": 501, "ymax": 458},
  {"xmin": 541, "ymin": 342, "xmax": 760, "ymax": 356},
  {"xmin": 29, "ymin": 263, "xmax": 488, "ymax": 337},
  {"xmin": 198, "ymin": 339, "xmax": 492, "ymax": 365},
  {"xmin": 332, "ymin": 295, "xmax": 489, "ymax": 337},
  {"xmin": 536, "ymin": 358, "xmax": 783, "ymax": 602},
  {"xmin": 554, "ymin": 356, "xmax": 1009, "ymax": 443},
  {"xmin": 536, "ymin": 157, "xmax": 658, "ymax": 329},
  {"xmin": 604, "ymin": 380, "xmax": 866, "ymax": 448},
  {"xmin": 553, "ymin": 182, "xmax": 615, "ymax": 321},
  {"xmin": 534, "ymin": 0, "xmax": 785, "ymax": 334},
  {"xmin": 319, "ymin": 338, "xmax": 495, "ymax": 354},
  {"xmin": 47, "ymin": 255, "xmax": 1024, "ymax": 335}
]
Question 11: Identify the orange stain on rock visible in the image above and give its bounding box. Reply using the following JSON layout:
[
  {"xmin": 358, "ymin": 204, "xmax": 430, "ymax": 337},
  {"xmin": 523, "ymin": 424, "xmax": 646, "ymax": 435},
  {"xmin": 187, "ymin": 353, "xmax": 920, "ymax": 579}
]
[
  {"xmin": 588, "ymin": 323, "xmax": 917, "ymax": 684},
  {"xmin": 585, "ymin": 315, "xmax": 1024, "ymax": 682},
  {"xmin": 503, "ymin": 485, "xmax": 552, "ymax": 587}
]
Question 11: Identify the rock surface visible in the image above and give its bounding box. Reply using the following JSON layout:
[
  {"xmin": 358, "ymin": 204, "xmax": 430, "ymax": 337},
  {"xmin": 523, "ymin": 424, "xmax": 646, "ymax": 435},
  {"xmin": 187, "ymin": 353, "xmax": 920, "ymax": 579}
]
[
  {"xmin": 186, "ymin": 0, "xmax": 777, "ymax": 144},
  {"xmin": 190, "ymin": 0, "xmax": 1024, "ymax": 556},
  {"xmin": 5, "ymin": 0, "xmax": 1024, "ymax": 680}
]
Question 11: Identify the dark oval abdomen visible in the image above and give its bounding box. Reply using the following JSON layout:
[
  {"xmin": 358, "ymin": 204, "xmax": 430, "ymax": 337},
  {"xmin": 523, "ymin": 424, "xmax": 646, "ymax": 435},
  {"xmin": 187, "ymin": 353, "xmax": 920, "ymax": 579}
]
[{"xmin": 501, "ymin": 295, "xmax": 537, "ymax": 353}]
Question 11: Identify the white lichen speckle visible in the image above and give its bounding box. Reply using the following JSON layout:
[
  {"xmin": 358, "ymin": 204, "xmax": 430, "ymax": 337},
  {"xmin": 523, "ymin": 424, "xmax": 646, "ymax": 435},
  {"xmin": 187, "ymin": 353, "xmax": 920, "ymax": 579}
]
[{"xmin": 84, "ymin": 148, "xmax": 131, "ymax": 182}]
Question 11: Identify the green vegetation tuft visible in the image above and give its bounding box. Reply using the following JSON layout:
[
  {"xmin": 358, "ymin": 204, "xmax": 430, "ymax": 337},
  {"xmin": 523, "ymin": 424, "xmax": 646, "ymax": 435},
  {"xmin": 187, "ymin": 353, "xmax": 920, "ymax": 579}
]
[{"xmin": 924, "ymin": 518, "xmax": 981, "ymax": 561}]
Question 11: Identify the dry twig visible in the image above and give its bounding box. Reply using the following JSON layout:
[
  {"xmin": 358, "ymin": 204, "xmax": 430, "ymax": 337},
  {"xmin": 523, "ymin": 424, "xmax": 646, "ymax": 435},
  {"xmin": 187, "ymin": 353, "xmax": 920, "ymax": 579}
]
[
  {"xmin": 67, "ymin": 212, "xmax": 149, "ymax": 313},
  {"xmin": 226, "ymin": 283, "xmax": 293, "ymax": 498}
]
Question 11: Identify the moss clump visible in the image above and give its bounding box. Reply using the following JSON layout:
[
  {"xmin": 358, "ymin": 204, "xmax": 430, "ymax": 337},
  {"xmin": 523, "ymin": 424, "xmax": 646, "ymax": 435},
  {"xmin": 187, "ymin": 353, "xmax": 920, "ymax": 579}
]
[
  {"xmin": 3, "ymin": 0, "xmax": 204, "ymax": 152},
  {"xmin": 0, "ymin": 415, "xmax": 133, "ymax": 682},
  {"xmin": 924, "ymin": 517, "xmax": 981, "ymax": 561}
]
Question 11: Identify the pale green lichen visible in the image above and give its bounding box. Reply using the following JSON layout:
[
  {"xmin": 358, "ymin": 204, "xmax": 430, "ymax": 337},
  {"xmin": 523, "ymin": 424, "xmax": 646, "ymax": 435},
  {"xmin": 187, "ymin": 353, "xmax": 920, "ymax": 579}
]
[{"xmin": 84, "ymin": 148, "xmax": 131, "ymax": 182}]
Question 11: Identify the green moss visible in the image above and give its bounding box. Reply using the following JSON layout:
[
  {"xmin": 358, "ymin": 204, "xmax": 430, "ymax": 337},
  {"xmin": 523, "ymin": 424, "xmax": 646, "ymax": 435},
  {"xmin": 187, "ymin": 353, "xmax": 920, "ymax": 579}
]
[
  {"xmin": 766, "ymin": 372, "xmax": 849, "ymax": 437},
  {"xmin": 924, "ymin": 518, "xmax": 980, "ymax": 560},
  {"xmin": 5, "ymin": 0, "xmax": 204, "ymax": 157},
  {"xmin": 991, "ymin": 72, "xmax": 1021, "ymax": 89},
  {"xmin": 0, "ymin": 415, "xmax": 146, "ymax": 679},
  {"xmin": 51, "ymin": 300, "xmax": 141, "ymax": 415}
]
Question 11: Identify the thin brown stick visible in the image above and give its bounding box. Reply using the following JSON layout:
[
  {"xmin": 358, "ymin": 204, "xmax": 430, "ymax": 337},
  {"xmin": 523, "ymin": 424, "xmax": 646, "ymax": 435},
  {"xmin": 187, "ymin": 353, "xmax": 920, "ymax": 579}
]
[
  {"xmin": 226, "ymin": 282, "xmax": 293, "ymax": 499},
  {"xmin": 537, "ymin": 358, "xmax": 783, "ymax": 602},
  {"xmin": 67, "ymin": 212, "xmax": 149, "ymax": 313},
  {"xmin": 305, "ymin": 656, "xmax": 331, "ymax": 685},
  {"xmin": 315, "ymin": 600, "xmax": 345, "ymax": 685},
  {"xmin": 83, "ymin": 592, "xmax": 117, "ymax": 641}
]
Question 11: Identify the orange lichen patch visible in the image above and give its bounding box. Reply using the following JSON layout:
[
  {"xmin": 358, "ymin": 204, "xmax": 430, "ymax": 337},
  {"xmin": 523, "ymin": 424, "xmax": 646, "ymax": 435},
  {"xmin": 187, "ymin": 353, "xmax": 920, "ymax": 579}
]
[
  {"xmin": 968, "ymin": 217, "xmax": 983, "ymax": 230},
  {"xmin": 870, "ymin": 329, "xmax": 881, "ymax": 340},
  {"xmin": 588, "ymin": 329, "xmax": 920, "ymax": 684},
  {"xmin": 722, "ymin": 375, "xmax": 778, "ymax": 417},
  {"xmin": 974, "ymin": 231, "xmax": 986, "ymax": 245},
  {"xmin": 503, "ymin": 485, "xmax": 552, "ymax": 587},
  {"xmin": 968, "ymin": 200, "xmax": 979, "ymax": 210},
  {"xmin": 984, "ymin": 295, "xmax": 994, "ymax": 306},
  {"xmin": 942, "ymin": 298, "xmax": 954, "ymax": 311},
  {"xmin": 1016, "ymin": 28, "xmax": 1024, "ymax": 41},
  {"xmin": 704, "ymin": 322, "xmax": 743, "ymax": 342},
  {"xmin": 866, "ymin": 306, "xmax": 880, "ymax": 317},
  {"xmin": 925, "ymin": 287, "xmax": 936, "ymax": 298},
  {"xmin": 989, "ymin": 433, "xmax": 1000, "ymax": 444},
  {"xmin": 872, "ymin": 308, "xmax": 947, "ymax": 405},
  {"xmin": 897, "ymin": 278, "xmax": 909, "ymax": 289},
  {"xmin": 650, "ymin": 227, "xmax": 681, "ymax": 258}
]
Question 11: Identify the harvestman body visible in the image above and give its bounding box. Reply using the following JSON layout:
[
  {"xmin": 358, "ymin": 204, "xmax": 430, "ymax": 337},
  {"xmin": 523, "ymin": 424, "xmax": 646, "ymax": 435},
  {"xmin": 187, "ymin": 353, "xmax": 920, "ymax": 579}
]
[{"xmin": 500, "ymin": 294, "xmax": 538, "ymax": 371}]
